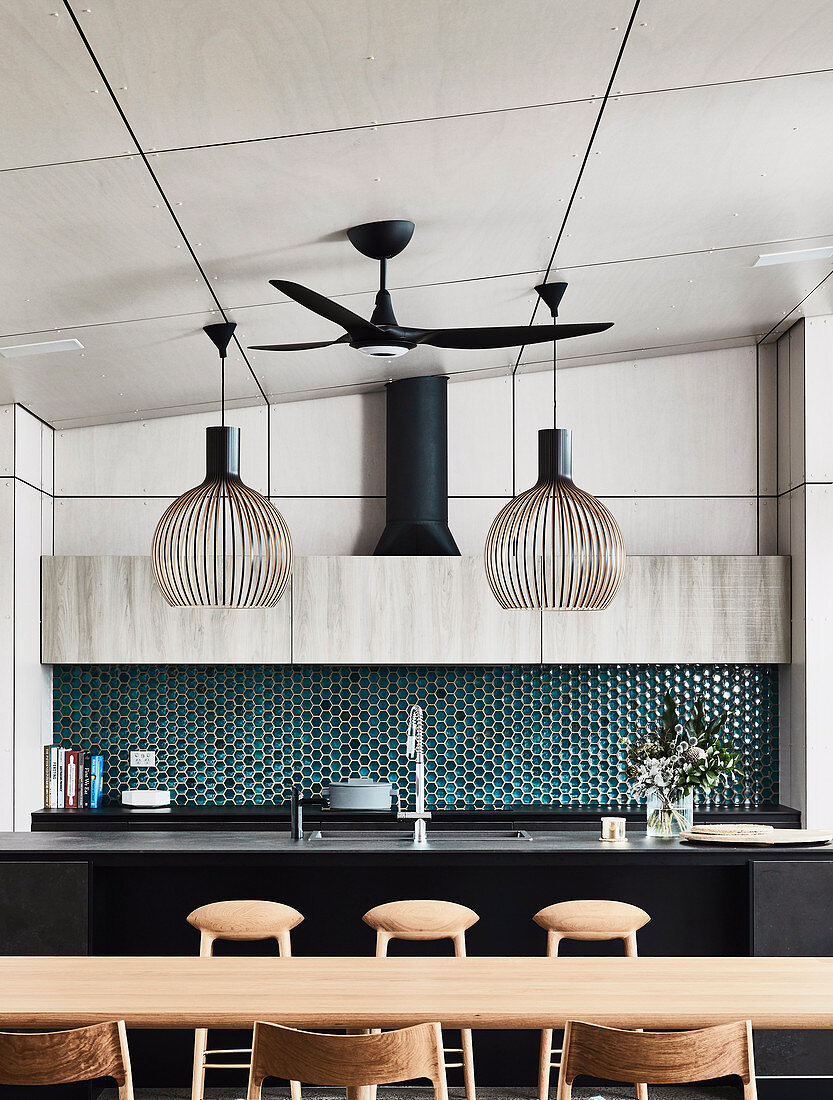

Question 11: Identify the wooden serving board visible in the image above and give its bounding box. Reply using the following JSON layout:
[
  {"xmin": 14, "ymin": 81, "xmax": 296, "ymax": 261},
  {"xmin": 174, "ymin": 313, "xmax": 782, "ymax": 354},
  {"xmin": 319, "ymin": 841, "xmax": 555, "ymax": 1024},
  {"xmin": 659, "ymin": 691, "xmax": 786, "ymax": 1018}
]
[{"xmin": 682, "ymin": 828, "xmax": 833, "ymax": 847}]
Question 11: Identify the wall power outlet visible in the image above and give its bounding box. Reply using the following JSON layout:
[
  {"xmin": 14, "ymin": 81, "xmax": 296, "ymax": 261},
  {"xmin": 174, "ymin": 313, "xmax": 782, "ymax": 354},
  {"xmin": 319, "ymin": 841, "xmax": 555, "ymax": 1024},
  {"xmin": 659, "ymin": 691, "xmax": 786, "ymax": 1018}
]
[{"xmin": 130, "ymin": 750, "xmax": 156, "ymax": 768}]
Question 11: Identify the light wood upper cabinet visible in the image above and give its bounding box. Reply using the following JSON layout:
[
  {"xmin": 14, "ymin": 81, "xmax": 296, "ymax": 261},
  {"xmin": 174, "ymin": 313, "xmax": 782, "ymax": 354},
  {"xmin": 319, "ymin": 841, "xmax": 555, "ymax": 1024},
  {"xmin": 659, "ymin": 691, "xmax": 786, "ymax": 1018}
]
[
  {"xmin": 42, "ymin": 556, "xmax": 291, "ymax": 664},
  {"xmin": 42, "ymin": 555, "xmax": 790, "ymax": 666},
  {"xmin": 542, "ymin": 556, "xmax": 790, "ymax": 664},
  {"xmin": 292, "ymin": 556, "xmax": 541, "ymax": 665}
]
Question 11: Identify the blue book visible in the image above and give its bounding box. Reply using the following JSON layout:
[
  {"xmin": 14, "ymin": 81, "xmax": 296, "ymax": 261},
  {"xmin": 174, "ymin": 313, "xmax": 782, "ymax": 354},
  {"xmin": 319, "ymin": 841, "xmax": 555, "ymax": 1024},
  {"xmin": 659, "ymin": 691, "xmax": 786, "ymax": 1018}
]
[{"xmin": 90, "ymin": 755, "xmax": 104, "ymax": 809}]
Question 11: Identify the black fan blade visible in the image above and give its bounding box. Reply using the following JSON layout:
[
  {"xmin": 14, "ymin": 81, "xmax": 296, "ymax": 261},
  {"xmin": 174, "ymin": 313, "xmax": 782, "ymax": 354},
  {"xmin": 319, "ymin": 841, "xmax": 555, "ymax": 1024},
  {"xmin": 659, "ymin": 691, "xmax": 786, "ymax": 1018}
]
[
  {"xmin": 414, "ymin": 322, "xmax": 613, "ymax": 350},
  {"xmin": 270, "ymin": 280, "xmax": 381, "ymax": 339},
  {"xmin": 249, "ymin": 335, "xmax": 350, "ymax": 352}
]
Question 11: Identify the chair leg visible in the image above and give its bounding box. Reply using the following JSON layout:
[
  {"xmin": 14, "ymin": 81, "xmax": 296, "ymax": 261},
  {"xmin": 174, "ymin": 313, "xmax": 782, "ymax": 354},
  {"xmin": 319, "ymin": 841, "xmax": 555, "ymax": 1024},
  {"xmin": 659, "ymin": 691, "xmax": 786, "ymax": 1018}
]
[
  {"xmin": 461, "ymin": 1027, "xmax": 476, "ymax": 1100},
  {"xmin": 635, "ymin": 1085, "xmax": 648, "ymax": 1100},
  {"xmin": 191, "ymin": 1027, "xmax": 207, "ymax": 1100},
  {"xmin": 538, "ymin": 1028, "xmax": 553, "ymax": 1100}
]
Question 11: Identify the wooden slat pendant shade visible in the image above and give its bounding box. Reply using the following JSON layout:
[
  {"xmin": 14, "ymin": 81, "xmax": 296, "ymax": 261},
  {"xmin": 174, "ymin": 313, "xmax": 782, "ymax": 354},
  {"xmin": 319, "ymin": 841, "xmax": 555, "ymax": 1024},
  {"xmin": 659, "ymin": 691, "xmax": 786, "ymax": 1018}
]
[
  {"xmin": 485, "ymin": 428, "xmax": 625, "ymax": 610},
  {"xmin": 152, "ymin": 425, "xmax": 292, "ymax": 608}
]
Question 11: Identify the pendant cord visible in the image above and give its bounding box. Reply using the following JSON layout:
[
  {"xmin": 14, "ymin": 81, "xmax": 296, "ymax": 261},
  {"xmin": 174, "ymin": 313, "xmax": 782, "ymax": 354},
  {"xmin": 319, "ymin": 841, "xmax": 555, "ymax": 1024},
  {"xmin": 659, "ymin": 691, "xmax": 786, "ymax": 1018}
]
[
  {"xmin": 552, "ymin": 305, "xmax": 558, "ymax": 432},
  {"xmin": 220, "ymin": 350, "xmax": 225, "ymax": 429}
]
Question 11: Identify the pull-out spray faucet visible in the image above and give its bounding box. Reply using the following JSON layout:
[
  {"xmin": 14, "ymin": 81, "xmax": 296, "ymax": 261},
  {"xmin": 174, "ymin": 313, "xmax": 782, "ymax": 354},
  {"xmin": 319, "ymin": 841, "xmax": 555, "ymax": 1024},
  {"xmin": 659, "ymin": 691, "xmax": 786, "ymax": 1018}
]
[{"xmin": 398, "ymin": 704, "xmax": 431, "ymax": 843}]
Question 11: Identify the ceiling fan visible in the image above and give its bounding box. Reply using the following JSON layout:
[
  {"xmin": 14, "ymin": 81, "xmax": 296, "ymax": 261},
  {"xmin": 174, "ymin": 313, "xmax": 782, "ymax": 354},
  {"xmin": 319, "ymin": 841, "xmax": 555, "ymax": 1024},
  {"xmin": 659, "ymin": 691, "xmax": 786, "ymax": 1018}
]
[{"xmin": 249, "ymin": 220, "xmax": 613, "ymax": 359}]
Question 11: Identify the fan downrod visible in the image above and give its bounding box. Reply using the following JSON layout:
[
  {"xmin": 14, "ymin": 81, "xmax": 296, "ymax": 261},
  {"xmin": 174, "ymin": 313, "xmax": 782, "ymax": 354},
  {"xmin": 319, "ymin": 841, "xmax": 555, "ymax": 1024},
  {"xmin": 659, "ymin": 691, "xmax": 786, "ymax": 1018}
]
[{"xmin": 346, "ymin": 219, "xmax": 415, "ymax": 261}]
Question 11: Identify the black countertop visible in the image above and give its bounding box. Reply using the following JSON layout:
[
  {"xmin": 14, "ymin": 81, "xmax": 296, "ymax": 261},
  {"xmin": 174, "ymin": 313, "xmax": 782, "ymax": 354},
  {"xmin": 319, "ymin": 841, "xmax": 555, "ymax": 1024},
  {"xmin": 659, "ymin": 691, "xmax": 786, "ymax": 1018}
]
[
  {"xmin": 5, "ymin": 827, "xmax": 829, "ymax": 866},
  {"xmin": 31, "ymin": 801, "xmax": 800, "ymax": 831}
]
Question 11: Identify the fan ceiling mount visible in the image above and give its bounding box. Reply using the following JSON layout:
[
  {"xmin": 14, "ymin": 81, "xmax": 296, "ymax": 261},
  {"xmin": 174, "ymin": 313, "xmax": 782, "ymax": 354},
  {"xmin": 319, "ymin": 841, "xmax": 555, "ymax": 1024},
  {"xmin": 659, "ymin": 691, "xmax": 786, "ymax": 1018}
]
[{"xmin": 249, "ymin": 219, "xmax": 613, "ymax": 359}]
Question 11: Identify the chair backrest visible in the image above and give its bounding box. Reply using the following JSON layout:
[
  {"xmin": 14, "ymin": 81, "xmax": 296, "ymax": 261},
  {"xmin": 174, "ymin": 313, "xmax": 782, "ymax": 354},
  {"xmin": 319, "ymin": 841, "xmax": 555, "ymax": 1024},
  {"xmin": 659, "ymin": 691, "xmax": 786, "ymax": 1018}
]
[
  {"xmin": 0, "ymin": 1020, "xmax": 133, "ymax": 1099},
  {"xmin": 247, "ymin": 1021, "xmax": 448, "ymax": 1100},
  {"xmin": 557, "ymin": 1020, "xmax": 756, "ymax": 1100}
]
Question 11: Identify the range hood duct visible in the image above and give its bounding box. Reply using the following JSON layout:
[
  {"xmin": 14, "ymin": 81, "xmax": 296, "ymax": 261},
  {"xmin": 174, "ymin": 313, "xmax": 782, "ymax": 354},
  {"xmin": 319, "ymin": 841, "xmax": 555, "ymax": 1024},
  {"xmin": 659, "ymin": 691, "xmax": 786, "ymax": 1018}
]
[{"xmin": 373, "ymin": 375, "xmax": 460, "ymax": 556}]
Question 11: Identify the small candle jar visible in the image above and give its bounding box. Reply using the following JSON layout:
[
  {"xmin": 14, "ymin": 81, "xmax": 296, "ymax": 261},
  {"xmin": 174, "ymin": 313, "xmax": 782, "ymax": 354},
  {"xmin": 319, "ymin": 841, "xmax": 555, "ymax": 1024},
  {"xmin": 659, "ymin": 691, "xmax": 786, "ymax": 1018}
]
[{"xmin": 600, "ymin": 816, "xmax": 627, "ymax": 842}]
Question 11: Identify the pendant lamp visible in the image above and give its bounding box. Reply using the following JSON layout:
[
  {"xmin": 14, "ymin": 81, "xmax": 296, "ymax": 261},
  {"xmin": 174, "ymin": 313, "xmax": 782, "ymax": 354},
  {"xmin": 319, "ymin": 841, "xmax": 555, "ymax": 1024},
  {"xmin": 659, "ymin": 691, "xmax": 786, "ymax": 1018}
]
[
  {"xmin": 484, "ymin": 282, "xmax": 625, "ymax": 610},
  {"xmin": 151, "ymin": 322, "xmax": 292, "ymax": 608}
]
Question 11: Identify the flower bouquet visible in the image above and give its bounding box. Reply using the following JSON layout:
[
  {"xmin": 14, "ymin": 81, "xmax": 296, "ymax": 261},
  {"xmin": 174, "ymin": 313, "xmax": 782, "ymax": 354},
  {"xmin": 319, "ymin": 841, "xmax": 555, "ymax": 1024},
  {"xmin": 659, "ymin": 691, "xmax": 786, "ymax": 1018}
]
[{"xmin": 626, "ymin": 692, "xmax": 739, "ymax": 837}]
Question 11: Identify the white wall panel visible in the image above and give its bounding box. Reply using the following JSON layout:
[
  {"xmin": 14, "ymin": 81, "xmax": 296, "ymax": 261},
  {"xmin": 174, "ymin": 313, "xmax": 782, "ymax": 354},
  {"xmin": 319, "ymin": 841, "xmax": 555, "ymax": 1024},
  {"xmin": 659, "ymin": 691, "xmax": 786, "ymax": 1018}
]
[
  {"xmin": 0, "ymin": 479, "xmax": 14, "ymax": 830},
  {"xmin": 270, "ymin": 392, "xmax": 385, "ymax": 497},
  {"xmin": 54, "ymin": 497, "xmax": 169, "ymax": 556},
  {"xmin": 804, "ymin": 484, "xmax": 833, "ymax": 827},
  {"xmin": 448, "ymin": 376, "xmax": 513, "ymax": 496},
  {"xmin": 758, "ymin": 343, "xmax": 777, "ymax": 497},
  {"xmin": 448, "ymin": 497, "xmax": 509, "ymax": 557},
  {"xmin": 55, "ymin": 406, "xmax": 268, "ymax": 497},
  {"xmin": 13, "ymin": 482, "xmax": 49, "ymax": 829},
  {"xmin": 0, "ymin": 406, "xmax": 13, "ymax": 477},
  {"xmin": 804, "ymin": 317, "xmax": 833, "ymax": 483},
  {"xmin": 14, "ymin": 407, "xmax": 43, "ymax": 489},
  {"xmin": 270, "ymin": 497, "xmax": 385, "ymax": 556},
  {"xmin": 514, "ymin": 347, "xmax": 757, "ymax": 496},
  {"xmin": 602, "ymin": 497, "xmax": 758, "ymax": 555}
]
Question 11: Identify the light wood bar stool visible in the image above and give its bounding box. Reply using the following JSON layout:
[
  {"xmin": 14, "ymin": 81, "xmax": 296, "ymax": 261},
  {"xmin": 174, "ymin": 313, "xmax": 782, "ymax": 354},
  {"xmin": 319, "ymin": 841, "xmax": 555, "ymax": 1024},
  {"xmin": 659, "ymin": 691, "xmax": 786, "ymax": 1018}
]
[
  {"xmin": 534, "ymin": 900, "xmax": 651, "ymax": 1100},
  {"xmin": 0, "ymin": 1020, "xmax": 133, "ymax": 1098},
  {"xmin": 556, "ymin": 1019, "xmax": 756, "ymax": 1100},
  {"xmin": 187, "ymin": 899, "xmax": 304, "ymax": 1100},
  {"xmin": 363, "ymin": 899, "xmax": 479, "ymax": 1100},
  {"xmin": 247, "ymin": 1020, "xmax": 448, "ymax": 1100}
]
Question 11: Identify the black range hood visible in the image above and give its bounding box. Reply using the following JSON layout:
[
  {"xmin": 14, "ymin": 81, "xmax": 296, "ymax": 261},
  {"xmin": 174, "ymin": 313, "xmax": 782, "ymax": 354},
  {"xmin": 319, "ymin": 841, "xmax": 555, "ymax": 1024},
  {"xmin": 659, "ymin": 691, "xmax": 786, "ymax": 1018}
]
[{"xmin": 373, "ymin": 375, "xmax": 460, "ymax": 556}]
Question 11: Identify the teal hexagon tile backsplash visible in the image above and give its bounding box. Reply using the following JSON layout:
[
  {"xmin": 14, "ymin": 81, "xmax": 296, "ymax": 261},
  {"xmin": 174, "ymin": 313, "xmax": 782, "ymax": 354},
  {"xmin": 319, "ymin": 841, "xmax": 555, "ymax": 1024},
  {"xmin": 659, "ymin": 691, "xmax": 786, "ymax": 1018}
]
[{"xmin": 52, "ymin": 663, "xmax": 778, "ymax": 807}]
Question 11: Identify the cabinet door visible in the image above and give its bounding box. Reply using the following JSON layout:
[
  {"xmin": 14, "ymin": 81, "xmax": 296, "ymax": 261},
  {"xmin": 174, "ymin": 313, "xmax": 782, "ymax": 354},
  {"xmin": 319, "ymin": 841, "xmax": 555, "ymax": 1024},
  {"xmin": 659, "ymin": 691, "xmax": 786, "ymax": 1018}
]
[
  {"xmin": 292, "ymin": 556, "xmax": 541, "ymax": 664},
  {"xmin": 42, "ymin": 556, "xmax": 291, "ymax": 663},
  {"xmin": 752, "ymin": 860, "xmax": 833, "ymax": 1079},
  {"xmin": 0, "ymin": 861, "xmax": 88, "ymax": 953},
  {"xmin": 542, "ymin": 556, "xmax": 790, "ymax": 663}
]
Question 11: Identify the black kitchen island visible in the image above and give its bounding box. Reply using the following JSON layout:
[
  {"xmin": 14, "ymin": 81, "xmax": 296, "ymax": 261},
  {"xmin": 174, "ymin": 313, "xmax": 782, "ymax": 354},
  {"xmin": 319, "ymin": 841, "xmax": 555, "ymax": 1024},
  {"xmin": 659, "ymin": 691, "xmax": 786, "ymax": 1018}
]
[{"xmin": 2, "ymin": 816, "xmax": 832, "ymax": 1098}]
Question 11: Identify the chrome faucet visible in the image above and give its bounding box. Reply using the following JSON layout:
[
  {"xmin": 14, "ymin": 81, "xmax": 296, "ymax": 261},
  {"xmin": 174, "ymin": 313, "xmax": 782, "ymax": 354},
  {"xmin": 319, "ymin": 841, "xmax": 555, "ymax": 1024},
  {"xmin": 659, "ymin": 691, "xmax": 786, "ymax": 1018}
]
[{"xmin": 398, "ymin": 704, "xmax": 432, "ymax": 843}]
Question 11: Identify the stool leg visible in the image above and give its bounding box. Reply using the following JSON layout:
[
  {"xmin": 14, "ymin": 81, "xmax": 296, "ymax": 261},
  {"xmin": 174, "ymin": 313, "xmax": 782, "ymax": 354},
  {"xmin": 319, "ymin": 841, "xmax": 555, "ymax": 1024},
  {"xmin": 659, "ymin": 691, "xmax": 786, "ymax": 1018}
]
[
  {"xmin": 623, "ymin": 932, "xmax": 647, "ymax": 1100},
  {"xmin": 538, "ymin": 1028, "xmax": 554, "ymax": 1100},
  {"xmin": 539, "ymin": 931, "xmax": 562, "ymax": 1100},
  {"xmin": 453, "ymin": 932, "xmax": 476, "ymax": 1100},
  {"xmin": 191, "ymin": 1027, "xmax": 207, "ymax": 1100},
  {"xmin": 276, "ymin": 930, "xmax": 302, "ymax": 1100}
]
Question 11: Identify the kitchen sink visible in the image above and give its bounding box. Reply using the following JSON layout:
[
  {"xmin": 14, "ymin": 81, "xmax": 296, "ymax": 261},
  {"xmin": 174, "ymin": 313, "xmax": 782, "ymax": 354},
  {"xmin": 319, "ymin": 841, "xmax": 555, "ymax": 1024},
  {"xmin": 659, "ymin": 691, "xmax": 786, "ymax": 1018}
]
[{"xmin": 307, "ymin": 828, "xmax": 533, "ymax": 842}]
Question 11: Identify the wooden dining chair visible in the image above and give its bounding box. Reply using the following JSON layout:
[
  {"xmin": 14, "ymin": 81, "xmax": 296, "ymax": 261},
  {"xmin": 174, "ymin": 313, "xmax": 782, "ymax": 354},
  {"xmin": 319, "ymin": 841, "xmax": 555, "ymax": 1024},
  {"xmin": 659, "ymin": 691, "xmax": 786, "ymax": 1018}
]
[
  {"xmin": 0, "ymin": 1020, "xmax": 133, "ymax": 1098},
  {"xmin": 247, "ymin": 1020, "xmax": 448, "ymax": 1100},
  {"xmin": 556, "ymin": 1019, "xmax": 757, "ymax": 1100},
  {"xmin": 534, "ymin": 899, "xmax": 650, "ymax": 1100},
  {"xmin": 187, "ymin": 899, "xmax": 304, "ymax": 1100}
]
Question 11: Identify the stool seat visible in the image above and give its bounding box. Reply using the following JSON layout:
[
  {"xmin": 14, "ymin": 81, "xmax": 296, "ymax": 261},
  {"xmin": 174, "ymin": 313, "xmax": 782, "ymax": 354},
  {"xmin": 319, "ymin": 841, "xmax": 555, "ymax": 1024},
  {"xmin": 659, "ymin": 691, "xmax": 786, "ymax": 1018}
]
[
  {"xmin": 534, "ymin": 900, "xmax": 649, "ymax": 941},
  {"xmin": 363, "ymin": 899, "xmax": 479, "ymax": 940},
  {"xmin": 187, "ymin": 899, "xmax": 304, "ymax": 942}
]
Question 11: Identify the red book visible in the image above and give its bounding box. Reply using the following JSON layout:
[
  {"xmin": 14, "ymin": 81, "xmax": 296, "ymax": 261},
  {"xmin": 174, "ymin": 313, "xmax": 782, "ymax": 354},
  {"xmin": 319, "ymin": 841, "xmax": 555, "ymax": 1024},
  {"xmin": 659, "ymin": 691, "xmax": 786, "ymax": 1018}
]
[{"xmin": 65, "ymin": 750, "xmax": 79, "ymax": 809}]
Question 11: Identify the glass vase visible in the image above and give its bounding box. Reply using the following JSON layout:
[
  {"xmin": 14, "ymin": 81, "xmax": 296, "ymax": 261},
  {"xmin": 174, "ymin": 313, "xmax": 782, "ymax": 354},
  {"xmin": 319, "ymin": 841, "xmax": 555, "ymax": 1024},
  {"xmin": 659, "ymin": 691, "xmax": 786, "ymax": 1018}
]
[{"xmin": 646, "ymin": 791, "xmax": 693, "ymax": 838}]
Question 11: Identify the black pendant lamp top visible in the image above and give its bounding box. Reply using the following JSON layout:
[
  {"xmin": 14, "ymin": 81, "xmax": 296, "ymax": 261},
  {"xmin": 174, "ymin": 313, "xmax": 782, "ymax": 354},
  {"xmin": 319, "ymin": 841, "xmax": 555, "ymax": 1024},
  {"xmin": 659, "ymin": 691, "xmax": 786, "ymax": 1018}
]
[{"xmin": 151, "ymin": 322, "xmax": 293, "ymax": 608}]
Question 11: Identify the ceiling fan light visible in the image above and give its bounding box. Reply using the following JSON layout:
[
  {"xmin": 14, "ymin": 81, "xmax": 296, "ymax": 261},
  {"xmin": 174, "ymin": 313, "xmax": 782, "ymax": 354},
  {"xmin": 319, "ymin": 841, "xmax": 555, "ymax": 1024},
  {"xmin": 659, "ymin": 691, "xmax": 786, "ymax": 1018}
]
[
  {"xmin": 356, "ymin": 344, "xmax": 410, "ymax": 358},
  {"xmin": 484, "ymin": 428, "xmax": 625, "ymax": 610},
  {"xmin": 152, "ymin": 425, "xmax": 292, "ymax": 608}
]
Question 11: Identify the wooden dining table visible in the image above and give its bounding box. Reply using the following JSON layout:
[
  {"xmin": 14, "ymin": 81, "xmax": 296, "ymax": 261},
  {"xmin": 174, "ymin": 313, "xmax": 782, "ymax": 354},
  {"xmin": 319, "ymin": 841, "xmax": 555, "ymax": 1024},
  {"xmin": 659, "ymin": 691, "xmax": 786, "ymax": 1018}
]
[{"xmin": 0, "ymin": 955, "xmax": 832, "ymax": 1031}]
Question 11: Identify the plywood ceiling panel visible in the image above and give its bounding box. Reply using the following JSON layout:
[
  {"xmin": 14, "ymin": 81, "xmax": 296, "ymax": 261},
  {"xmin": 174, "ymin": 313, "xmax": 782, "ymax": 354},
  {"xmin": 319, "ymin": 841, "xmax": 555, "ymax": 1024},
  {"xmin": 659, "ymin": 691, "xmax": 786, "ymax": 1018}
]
[
  {"xmin": 615, "ymin": 0, "xmax": 833, "ymax": 94},
  {"xmin": 0, "ymin": 312, "xmax": 262, "ymax": 427},
  {"xmin": 556, "ymin": 71, "xmax": 833, "ymax": 269},
  {"xmin": 75, "ymin": 0, "xmax": 632, "ymax": 150},
  {"xmin": 151, "ymin": 99, "xmax": 599, "ymax": 306},
  {"xmin": 0, "ymin": 0, "xmax": 133, "ymax": 170},
  {"xmin": 0, "ymin": 158, "xmax": 216, "ymax": 335},
  {"xmin": 519, "ymin": 240, "xmax": 833, "ymax": 370}
]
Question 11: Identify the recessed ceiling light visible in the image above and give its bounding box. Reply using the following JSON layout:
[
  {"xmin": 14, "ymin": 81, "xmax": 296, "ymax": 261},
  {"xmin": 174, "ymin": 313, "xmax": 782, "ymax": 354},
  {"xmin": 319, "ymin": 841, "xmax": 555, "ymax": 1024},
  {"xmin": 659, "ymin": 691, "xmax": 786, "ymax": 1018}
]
[
  {"xmin": 0, "ymin": 338, "xmax": 84, "ymax": 358},
  {"xmin": 754, "ymin": 246, "xmax": 833, "ymax": 267}
]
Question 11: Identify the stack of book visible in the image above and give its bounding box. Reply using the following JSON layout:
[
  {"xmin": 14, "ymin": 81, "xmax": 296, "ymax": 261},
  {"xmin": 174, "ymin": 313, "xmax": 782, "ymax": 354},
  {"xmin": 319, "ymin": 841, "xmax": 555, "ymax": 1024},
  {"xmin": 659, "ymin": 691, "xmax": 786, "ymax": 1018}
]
[{"xmin": 43, "ymin": 746, "xmax": 104, "ymax": 809}]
